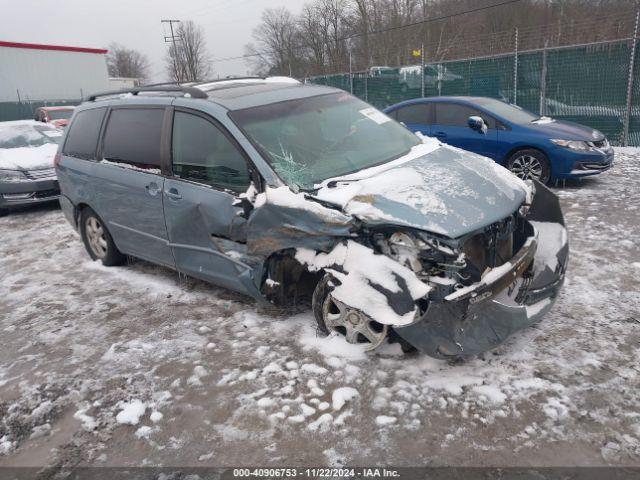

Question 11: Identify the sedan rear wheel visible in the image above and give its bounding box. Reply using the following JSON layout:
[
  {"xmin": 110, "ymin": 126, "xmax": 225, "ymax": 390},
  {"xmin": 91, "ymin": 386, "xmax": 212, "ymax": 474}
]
[
  {"xmin": 312, "ymin": 274, "xmax": 388, "ymax": 351},
  {"xmin": 507, "ymin": 149, "xmax": 551, "ymax": 184}
]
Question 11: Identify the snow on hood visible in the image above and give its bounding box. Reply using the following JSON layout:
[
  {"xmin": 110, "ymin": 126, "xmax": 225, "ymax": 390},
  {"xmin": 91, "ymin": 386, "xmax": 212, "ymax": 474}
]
[
  {"xmin": 528, "ymin": 118, "xmax": 605, "ymax": 142},
  {"xmin": 0, "ymin": 143, "xmax": 58, "ymax": 171},
  {"xmin": 314, "ymin": 143, "xmax": 528, "ymax": 239}
]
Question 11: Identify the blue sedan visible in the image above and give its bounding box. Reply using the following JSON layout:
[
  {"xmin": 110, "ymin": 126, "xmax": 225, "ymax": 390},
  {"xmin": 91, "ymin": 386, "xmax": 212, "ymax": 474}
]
[{"xmin": 384, "ymin": 96, "xmax": 614, "ymax": 184}]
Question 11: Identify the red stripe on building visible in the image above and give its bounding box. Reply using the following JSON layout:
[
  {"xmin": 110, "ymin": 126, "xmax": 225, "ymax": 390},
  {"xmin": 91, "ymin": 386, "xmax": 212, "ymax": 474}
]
[{"xmin": 0, "ymin": 41, "xmax": 107, "ymax": 54}]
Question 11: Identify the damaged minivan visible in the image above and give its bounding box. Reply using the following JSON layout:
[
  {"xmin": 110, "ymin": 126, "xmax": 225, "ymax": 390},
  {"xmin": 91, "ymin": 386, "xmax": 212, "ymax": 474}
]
[{"xmin": 56, "ymin": 78, "xmax": 569, "ymax": 359}]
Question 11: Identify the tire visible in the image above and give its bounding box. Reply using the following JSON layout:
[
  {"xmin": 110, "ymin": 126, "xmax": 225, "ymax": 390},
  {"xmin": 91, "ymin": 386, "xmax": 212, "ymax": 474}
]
[
  {"xmin": 0, "ymin": 208, "xmax": 9, "ymax": 217},
  {"xmin": 506, "ymin": 149, "xmax": 551, "ymax": 185},
  {"xmin": 80, "ymin": 207, "xmax": 125, "ymax": 266},
  {"xmin": 312, "ymin": 274, "xmax": 333, "ymax": 335},
  {"xmin": 312, "ymin": 273, "xmax": 388, "ymax": 351}
]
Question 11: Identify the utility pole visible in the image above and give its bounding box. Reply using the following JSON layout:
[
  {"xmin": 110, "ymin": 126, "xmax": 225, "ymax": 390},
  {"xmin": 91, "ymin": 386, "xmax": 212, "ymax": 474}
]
[{"xmin": 162, "ymin": 19, "xmax": 182, "ymax": 82}]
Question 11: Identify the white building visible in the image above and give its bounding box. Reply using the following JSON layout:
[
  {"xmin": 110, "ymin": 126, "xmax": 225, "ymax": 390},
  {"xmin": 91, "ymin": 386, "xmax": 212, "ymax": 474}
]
[
  {"xmin": 0, "ymin": 40, "xmax": 110, "ymax": 106},
  {"xmin": 108, "ymin": 77, "xmax": 140, "ymax": 91}
]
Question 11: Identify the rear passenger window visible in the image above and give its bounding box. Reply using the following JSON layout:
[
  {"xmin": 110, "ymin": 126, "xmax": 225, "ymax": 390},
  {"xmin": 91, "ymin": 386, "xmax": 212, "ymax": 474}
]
[
  {"xmin": 394, "ymin": 104, "xmax": 432, "ymax": 124},
  {"xmin": 172, "ymin": 111, "xmax": 251, "ymax": 194},
  {"xmin": 63, "ymin": 108, "xmax": 106, "ymax": 160},
  {"xmin": 102, "ymin": 108, "xmax": 164, "ymax": 169},
  {"xmin": 434, "ymin": 103, "xmax": 495, "ymax": 129}
]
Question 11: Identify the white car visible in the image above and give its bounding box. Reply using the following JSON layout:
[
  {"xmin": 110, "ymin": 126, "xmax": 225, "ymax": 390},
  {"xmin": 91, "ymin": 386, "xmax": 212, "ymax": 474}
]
[{"xmin": 0, "ymin": 120, "xmax": 63, "ymax": 216}]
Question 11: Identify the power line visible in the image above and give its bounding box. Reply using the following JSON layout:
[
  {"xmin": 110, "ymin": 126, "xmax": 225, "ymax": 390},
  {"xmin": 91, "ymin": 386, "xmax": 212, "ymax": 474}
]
[
  {"xmin": 209, "ymin": 0, "xmax": 527, "ymax": 64},
  {"xmin": 162, "ymin": 19, "xmax": 183, "ymax": 81}
]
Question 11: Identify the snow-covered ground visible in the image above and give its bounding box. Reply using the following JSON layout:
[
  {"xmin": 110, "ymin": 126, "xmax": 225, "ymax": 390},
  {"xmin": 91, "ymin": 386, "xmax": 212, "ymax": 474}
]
[{"xmin": 0, "ymin": 149, "xmax": 639, "ymax": 468}]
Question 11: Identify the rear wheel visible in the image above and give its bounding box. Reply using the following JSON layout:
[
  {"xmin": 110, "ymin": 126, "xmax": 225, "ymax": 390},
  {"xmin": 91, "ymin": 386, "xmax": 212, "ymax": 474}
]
[
  {"xmin": 312, "ymin": 274, "xmax": 388, "ymax": 351},
  {"xmin": 507, "ymin": 149, "xmax": 551, "ymax": 184},
  {"xmin": 0, "ymin": 208, "xmax": 9, "ymax": 217},
  {"xmin": 80, "ymin": 207, "xmax": 125, "ymax": 266}
]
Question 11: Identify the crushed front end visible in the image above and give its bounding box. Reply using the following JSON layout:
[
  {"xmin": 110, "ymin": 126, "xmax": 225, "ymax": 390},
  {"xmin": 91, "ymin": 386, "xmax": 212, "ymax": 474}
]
[{"xmin": 384, "ymin": 181, "xmax": 569, "ymax": 359}]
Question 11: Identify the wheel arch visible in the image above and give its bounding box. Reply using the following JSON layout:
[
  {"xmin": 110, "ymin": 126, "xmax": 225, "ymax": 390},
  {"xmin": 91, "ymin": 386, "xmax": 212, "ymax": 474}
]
[
  {"xmin": 501, "ymin": 145, "xmax": 550, "ymax": 165},
  {"xmin": 259, "ymin": 249, "xmax": 324, "ymax": 306}
]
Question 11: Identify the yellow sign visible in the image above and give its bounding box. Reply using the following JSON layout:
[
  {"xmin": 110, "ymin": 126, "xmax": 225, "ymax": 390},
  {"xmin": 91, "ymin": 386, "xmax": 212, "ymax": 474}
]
[{"xmin": 412, "ymin": 49, "xmax": 422, "ymax": 57}]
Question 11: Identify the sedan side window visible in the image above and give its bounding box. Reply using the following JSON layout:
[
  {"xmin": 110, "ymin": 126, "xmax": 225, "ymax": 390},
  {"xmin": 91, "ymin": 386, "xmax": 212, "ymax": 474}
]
[
  {"xmin": 435, "ymin": 103, "xmax": 495, "ymax": 129},
  {"xmin": 395, "ymin": 104, "xmax": 432, "ymax": 124},
  {"xmin": 172, "ymin": 111, "xmax": 250, "ymax": 194}
]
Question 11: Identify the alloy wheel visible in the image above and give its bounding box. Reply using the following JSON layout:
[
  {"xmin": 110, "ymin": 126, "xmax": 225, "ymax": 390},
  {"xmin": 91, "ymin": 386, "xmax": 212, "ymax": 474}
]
[
  {"xmin": 322, "ymin": 295, "xmax": 388, "ymax": 351},
  {"xmin": 510, "ymin": 154, "xmax": 544, "ymax": 181},
  {"xmin": 85, "ymin": 216, "xmax": 108, "ymax": 259}
]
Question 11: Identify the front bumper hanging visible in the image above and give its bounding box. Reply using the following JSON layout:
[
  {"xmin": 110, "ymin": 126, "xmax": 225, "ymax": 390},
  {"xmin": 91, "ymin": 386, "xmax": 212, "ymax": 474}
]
[{"xmin": 395, "ymin": 181, "xmax": 569, "ymax": 359}]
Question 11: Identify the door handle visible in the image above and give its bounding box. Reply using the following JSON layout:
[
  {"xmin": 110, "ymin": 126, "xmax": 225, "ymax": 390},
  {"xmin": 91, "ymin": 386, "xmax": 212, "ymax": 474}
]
[
  {"xmin": 165, "ymin": 188, "xmax": 182, "ymax": 200},
  {"xmin": 145, "ymin": 182, "xmax": 160, "ymax": 196},
  {"xmin": 434, "ymin": 131, "xmax": 447, "ymax": 138}
]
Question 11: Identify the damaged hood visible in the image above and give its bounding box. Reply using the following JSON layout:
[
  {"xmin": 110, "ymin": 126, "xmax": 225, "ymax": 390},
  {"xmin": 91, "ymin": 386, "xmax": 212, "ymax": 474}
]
[{"xmin": 314, "ymin": 144, "xmax": 528, "ymax": 239}]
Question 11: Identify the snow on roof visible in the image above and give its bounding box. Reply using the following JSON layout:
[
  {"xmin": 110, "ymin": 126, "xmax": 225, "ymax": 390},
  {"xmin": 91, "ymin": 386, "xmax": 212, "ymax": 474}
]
[
  {"xmin": 196, "ymin": 76, "xmax": 300, "ymax": 91},
  {"xmin": 38, "ymin": 106, "xmax": 76, "ymax": 111}
]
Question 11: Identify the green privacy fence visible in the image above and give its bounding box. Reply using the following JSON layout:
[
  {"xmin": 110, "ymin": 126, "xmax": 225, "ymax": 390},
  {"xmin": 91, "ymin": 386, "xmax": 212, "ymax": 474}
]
[
  {"xmin": 308, "ymin": 39, "xmax": 639, "ymax": 146},
  {"xmin": 0, "ymin": 99, "xmax": 80, "ymax": 122}
]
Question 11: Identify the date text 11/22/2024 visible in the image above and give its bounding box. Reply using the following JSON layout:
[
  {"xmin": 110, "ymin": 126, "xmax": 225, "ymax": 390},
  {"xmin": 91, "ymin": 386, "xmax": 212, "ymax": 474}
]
[{"xmin": 232, "ymin": 468, "xmax": 400, "ymax": 478}]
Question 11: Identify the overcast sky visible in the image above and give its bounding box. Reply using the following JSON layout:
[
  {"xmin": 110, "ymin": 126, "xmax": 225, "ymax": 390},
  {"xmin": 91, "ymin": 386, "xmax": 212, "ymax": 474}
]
[{"xmin": 0, "ymin": 0, "xmax": 302, "ymax": 81}]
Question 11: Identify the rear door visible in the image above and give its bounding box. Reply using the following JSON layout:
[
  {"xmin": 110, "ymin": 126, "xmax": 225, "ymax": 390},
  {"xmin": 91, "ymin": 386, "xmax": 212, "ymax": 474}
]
[
  {"xmin": 392, "ymin": 103, "xmax": 433, "ymax": 136},
  {"xmin": 94, "ymin": 106, "xmax": 175, "ymax": 268},
  {"xmin": 163, "ymin": 107, "xmax": 257, "ymax": 294},
  {"xmin": 432, "ymin": 102, "xmax": 498, "ymax": 159}
]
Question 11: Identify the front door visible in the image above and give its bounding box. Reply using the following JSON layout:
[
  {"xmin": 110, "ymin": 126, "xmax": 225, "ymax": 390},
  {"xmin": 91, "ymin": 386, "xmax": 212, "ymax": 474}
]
[
  {"xmin": 94, "ymin": 106, "xmax": 175, "ymax": 267},
  {"xmin": 432, "ymin": 102, "xmax": 498, "ymax": 160},
  {"xmin": 163, "ymin": 108, "xmax": 256, "ymax": 294}
]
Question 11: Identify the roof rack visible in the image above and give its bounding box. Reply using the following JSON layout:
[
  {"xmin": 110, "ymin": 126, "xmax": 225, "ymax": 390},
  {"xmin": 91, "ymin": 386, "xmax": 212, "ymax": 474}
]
[
  {"xmin": 86, "ymin": 85, "xmax": 207, "ymax": 102},
  {"xmin": 193, "ymin": 76, "xmax": 265, "ymax": 85}
]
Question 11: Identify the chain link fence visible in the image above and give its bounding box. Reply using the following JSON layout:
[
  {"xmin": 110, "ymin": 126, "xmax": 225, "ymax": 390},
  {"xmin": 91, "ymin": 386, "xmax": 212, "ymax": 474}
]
[{"xmin": 307, "ymin": 33, "xmax": 640, "ymax": 146}]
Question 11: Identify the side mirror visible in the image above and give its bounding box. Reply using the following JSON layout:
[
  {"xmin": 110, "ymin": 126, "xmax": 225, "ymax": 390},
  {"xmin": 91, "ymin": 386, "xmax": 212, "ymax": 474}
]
[{"xmin": 468, "ymin": 116, "xmax": 487, "ymax": 134}]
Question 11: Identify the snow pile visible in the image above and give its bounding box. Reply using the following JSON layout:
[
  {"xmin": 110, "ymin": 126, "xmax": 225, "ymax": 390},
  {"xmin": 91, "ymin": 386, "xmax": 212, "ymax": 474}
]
[
  {"xmin": 74, "ymin": 408, "xmax": 98, "ymax": 431},
  {"xmin": 296, "ymin": 240, "xmax": 431, "ymax": 326},
  {"xmin": 115, "ymin": 400, "xmax": 146, "ymax": 425},
  {"xmin": 332, "ymin": 387, "xmax": 359, "ymax": 411}
]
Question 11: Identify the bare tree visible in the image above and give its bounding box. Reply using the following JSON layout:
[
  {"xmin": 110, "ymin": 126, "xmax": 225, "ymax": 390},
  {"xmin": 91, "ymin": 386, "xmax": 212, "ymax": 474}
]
[
  {"xmin": 246, "ymin": 8, "xmax": 299, "ymax": 76},
  {"xmin": 246, "ymin": 0, "xmax": 638, "ymax": 77},
  {"xmin": 165, "ymin": 21, "xmax": 213, "ymax": 82},
  {"xmin": 106, "ymin": 44, "xmax": 150, "ymax": 83}
]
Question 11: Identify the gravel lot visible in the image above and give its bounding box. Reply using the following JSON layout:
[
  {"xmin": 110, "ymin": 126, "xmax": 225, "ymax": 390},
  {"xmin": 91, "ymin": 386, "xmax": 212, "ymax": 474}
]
[{"xmin": 0, "ymin": 148, "xmax": 639, "ymax": 470}]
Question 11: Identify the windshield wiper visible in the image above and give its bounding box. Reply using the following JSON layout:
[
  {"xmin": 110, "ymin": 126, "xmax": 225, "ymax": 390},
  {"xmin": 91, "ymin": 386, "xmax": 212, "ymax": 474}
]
[{"xmin": 325, "ymin": 178, "xmax": 362, "ymax": 188}]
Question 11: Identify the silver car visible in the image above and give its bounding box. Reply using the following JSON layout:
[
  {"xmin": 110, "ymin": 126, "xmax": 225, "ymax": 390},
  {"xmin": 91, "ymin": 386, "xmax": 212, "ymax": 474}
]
[
  {"xmin": 0, "ymin": 120, "xmax": 62, "ymax": 216},
  {"xmin": 55, "ymin": 78, "xmax": 569, "ymax": 359}
]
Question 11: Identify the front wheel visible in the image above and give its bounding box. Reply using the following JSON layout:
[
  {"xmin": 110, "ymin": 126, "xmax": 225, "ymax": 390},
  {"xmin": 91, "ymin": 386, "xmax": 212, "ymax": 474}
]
[
  {"xmin": 80, "ymin": 207, "xmax": 125, "ymax": 266},
  {"xmin": 507, "ymin": 149, "xmax": 551, "ymax": 184},
  {"xmin": 312, "ymin": 274, "xmax": 388, "ymax": 351}
]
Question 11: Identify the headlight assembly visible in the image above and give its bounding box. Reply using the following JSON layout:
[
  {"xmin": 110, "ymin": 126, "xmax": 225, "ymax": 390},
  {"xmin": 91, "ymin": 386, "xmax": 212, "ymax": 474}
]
[
  {"xmin": 0, "ymin": 169, "xmax": 27, "ymax": 182},
  {"xmin": 550, "ymin": 139, "xmax": 591, "ymax": 151}
]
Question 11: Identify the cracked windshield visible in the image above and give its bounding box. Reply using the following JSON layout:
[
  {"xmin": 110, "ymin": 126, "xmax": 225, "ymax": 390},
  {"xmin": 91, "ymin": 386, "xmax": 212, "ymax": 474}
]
[{"xmin": 231, "ymin": 93, "xmax": 420, "ymax": 189}]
